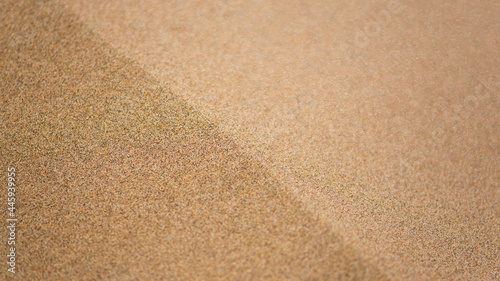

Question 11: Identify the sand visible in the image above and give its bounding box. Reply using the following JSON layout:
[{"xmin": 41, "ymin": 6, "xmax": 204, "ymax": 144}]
[{"xmin": 1, "ymin": 0, "xmax": 499, "ymax": 280}]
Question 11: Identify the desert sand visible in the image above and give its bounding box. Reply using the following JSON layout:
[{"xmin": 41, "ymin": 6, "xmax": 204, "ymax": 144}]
[{"xmin": 1, "ymin": 0, "xmax": 498, "ymax": 280}]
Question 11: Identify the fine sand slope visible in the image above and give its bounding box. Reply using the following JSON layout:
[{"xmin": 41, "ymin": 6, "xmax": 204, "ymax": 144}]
[
  {"xmin": 1, "ymin": 0, "xmax": 499, "ymax": 280},
  {"xmin": 0, "ymin": 1, "xmax": 386, "ymax": 280}
]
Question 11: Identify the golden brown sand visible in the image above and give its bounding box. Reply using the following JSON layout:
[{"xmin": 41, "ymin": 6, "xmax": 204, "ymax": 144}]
[
  {"xmin": 1, "ymin": 1, "xmax": 386, "ymax": 280},
  {"xmin": 1, "ymin": 0, "xmax": 499, "ymax": 280}
]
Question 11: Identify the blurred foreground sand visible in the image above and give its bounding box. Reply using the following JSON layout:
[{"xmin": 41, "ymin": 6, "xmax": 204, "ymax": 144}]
[{"xmin": 1, "ymin": 0, "xmax": 499, "ymax": 279}]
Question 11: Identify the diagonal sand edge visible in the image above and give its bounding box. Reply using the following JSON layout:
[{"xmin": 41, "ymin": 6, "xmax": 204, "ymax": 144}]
[
  {"xmin": 55, "ymin": 0, "xmax": 500, "ymax": 279},
  {"xmin": 0, "ymin": 1, "xmax": 387, "ymax": 280}
]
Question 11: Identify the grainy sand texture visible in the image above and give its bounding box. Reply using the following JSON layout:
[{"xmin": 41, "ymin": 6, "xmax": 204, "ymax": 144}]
[{"xmin": 1, "ymin": 0, "xmax": 499, "ymax": 280}]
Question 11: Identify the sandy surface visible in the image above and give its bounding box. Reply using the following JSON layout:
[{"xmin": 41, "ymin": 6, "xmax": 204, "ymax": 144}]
[{"xmin": 1, "ymin": 0, "xmax": 499, "ymax": 280}]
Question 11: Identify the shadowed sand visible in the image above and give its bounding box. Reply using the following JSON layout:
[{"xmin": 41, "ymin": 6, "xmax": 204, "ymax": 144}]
[
  {"xmin": 0, "ymin": 1, "xmax": 387, "ymax": 280},
  {"xmin": 55, "ymin": 0, "xmax": 500, "ymax": 280}
]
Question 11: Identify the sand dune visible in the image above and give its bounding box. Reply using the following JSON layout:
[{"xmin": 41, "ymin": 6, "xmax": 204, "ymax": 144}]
[{"xmin": 1, "ymin": 0, "xmax": 499, "ymax": 279}]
